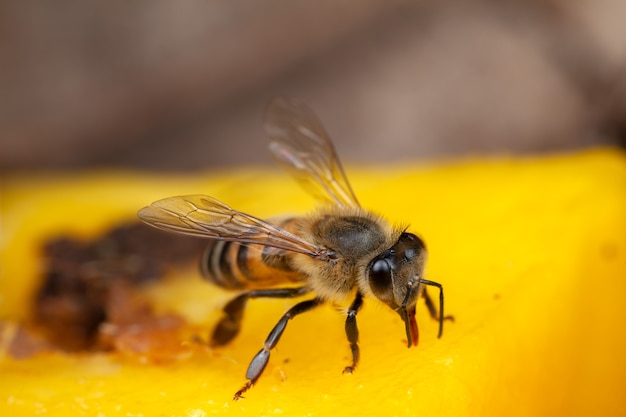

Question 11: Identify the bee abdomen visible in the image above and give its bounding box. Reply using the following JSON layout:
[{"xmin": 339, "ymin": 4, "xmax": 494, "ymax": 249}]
[
  {"xmin": 200, "ymin": 219, "xmax": 303, "ymax": 290},
  {"xmin": 201, "ymin": 241, "xmax": 248, "ymax": 289}
]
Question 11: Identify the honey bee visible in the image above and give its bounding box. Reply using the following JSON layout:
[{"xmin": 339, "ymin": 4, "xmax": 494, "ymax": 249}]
[{"xmin": 138, "ymin": 97, "xmax": 450, "ymax": 399}]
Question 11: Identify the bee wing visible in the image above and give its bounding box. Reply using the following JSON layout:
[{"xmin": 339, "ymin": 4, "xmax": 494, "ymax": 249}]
[
  {"xmin": 265, "ymin": 97, "xmax": 360, "ymax": 208},
  {"xmin": 138, "ymin": 195, "xmax": 322, "ymax": 257}
]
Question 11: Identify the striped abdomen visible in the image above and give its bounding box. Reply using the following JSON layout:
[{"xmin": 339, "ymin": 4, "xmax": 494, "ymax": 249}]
[{"xmin": 200, "ymin": 217, "xmax": 305, "ymax": 290}]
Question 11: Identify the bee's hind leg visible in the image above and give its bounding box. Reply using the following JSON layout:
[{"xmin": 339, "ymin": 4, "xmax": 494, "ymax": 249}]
[
  {"xmin": 234, "ymin": 297, "xmax": 323, "ymax": 400},
  {"xmin": 211, "ymin": 286, "xmax": 310, "ymax": 347}
]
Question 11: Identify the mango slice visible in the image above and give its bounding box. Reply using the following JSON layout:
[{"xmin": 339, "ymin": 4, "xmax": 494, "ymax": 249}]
[{"xmin": 1, "ymin": 148, "xmax": 625, "ymax": 416}]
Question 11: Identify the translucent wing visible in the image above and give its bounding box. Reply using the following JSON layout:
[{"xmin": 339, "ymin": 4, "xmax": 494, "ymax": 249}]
[
  {"xmin": 265, "ymin": 97, "xmax": 360, "ymax": 208},
  {"xmin": 138, "ymin": 195, "xmax": 323, "ymax": 257}
]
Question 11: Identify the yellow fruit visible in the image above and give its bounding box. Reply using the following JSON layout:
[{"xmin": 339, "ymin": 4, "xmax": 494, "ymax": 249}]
[{"xmin": 1, "ymin": 148, "xmax": 625, "ymax": 416}]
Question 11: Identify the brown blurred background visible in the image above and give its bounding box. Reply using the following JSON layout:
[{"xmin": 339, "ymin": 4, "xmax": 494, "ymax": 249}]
[{"xmin": 1, "ymin": 0, "xmax": 625, "ymax": 173}]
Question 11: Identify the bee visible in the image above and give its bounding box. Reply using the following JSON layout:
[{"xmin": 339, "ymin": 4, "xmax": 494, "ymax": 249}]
[{"xmin": 138, "ymin": 97, "xmax": 450, "ymax": 399}]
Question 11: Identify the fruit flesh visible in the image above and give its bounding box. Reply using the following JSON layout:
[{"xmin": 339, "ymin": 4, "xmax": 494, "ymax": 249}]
[{"xmin": 1, "ymin": 148, "xmax": 625, "ymax": 416}]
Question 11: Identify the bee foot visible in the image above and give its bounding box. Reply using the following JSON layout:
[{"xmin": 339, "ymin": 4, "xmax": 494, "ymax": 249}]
[{"xmin": 233, "ymin": 381, "xmax": 252, "ymax": 401}]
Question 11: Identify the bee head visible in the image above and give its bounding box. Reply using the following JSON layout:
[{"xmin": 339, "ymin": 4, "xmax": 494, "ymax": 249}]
[{"xmin": 365, "ymin": 232, "xmax": 427, "ymax": 347}]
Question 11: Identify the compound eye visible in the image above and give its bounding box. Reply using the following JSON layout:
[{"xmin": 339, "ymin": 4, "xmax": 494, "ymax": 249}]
[{"xmin": 368, "ymin": 258, "xmax": 392, "ymax": 299}]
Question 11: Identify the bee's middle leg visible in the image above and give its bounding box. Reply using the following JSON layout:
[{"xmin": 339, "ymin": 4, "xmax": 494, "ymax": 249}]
[
  {"xmin": 343, "ymin": 292, "xmax": 364, "ymax": 374},
  {"xmin": 211, "ymin": 286, "xmax": 310, "ymax": 347}
]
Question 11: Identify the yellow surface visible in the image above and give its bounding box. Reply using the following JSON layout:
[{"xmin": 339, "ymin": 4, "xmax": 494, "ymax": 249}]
[{"xmin": 1, "ymin": 148, "xmax": 625, "ymax": 416}]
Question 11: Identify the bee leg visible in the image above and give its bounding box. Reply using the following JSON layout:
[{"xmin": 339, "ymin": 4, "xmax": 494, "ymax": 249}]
[
  {"xmin": 234, "ymin": 297, "xmax": 323, "ymax": 400},
  {"xmin": 422, "ymin": 287, "xmax": 439, "ymax": 321},
  {"xmin": 421, "ymin": 284, "xmax": 454, "ymax": 339},
  {"xmin": 211, "ymin": 286, "xmax": 309, "ymax": 347},
  {"xmin": 342, "ymin": 292, "xmax": 364, "ymax": 374}
]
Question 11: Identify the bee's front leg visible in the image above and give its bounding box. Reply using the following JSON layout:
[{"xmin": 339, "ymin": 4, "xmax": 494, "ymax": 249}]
[
  {"xmin": 342, "ymin": 292, "xmax": 364, "ymax": 374},
  {"xmin": 234, "ymin": 297, "xmax": 323, "ymax": 400}
]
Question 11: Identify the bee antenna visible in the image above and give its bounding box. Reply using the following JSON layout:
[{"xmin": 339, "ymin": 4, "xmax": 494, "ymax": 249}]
[{"xmin": 417, "ymin": 276, "xmax": 446, "ymax": 339}]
